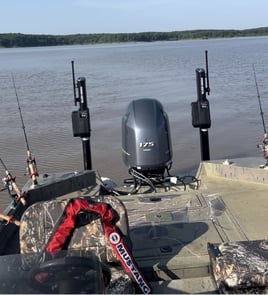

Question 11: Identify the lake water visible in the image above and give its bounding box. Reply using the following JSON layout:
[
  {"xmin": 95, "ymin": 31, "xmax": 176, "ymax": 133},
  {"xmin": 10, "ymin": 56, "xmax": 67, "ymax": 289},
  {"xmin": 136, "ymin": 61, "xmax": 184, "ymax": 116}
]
[{"xmin": 0, "ymin": 37, "xmax": 268, "ymax": 210}]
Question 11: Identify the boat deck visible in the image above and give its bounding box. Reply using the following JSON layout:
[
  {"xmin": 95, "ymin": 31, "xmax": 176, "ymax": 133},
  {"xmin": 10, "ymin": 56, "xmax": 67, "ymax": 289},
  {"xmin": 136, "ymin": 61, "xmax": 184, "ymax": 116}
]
[
  {"xmin": 1, "ymin": 157, "xmax": 268, "ymax": 293},
  {"xmin": 115, "ymin": 157, "xmax": 268, "ymax": 293}
]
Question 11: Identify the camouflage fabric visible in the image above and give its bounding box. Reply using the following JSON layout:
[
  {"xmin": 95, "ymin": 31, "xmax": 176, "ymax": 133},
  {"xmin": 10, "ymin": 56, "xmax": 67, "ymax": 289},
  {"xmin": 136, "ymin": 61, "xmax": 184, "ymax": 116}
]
[
  {"xmin": 20, "ymin": 195, "xmax": 134, "ymax": 293},
  {"xmin": 105, "ymin": 267, "xmax": 135, "ymax": 294},
  {"xmin": 208, "ymin": 240, "xmax": 268, "ymax": 293},
  {"xmin": 20, "ymin": 196, "xmax": 131, "ymax": 269},
  {"xmin": 20, "ymin": 199, "xmax": 69, "ymax": 269}
]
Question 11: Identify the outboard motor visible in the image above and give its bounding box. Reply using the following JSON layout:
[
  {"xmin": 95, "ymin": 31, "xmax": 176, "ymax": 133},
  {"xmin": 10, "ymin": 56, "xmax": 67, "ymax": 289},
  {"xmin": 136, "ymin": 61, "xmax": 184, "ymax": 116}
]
[{"xmin": 122, "ymin": 98, "xmax": 172, "ymax": 178}]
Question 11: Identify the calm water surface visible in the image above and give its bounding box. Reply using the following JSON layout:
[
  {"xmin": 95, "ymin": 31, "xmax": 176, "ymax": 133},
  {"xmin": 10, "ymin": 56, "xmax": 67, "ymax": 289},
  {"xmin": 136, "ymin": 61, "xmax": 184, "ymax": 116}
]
[{"xmin": 0, "ymin": 37, "xmax": 268, "ymax": 209}]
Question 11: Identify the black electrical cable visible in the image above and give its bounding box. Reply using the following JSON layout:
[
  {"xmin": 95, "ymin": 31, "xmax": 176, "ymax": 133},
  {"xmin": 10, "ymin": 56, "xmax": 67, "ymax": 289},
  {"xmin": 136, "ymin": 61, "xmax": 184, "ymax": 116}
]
[
  {"xmin": 96, "ymin": 166, "xmax": 200, "ymax": 196},
  {"xmin": 129, "ymin": 168, "xmax": 156, "ymax": 193}
]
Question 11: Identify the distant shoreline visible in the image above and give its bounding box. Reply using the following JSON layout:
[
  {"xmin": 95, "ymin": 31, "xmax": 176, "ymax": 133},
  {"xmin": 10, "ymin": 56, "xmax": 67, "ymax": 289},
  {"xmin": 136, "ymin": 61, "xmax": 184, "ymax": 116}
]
[{"xmin": 1, "ymin": 27, "xmax": 268, "ymax": 48}]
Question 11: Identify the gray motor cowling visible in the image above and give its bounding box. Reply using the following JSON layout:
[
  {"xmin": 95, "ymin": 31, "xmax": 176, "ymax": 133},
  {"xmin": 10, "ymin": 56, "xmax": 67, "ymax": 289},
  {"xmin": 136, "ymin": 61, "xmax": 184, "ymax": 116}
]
[{"xmin": 122, "ymin": 98, "xmax": 172, "ymax": 176}]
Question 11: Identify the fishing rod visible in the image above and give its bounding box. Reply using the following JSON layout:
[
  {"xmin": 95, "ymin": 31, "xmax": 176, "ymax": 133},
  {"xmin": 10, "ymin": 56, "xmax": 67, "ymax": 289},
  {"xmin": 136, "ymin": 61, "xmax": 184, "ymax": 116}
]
[
  {"xmin": 0, "ymin": 157, "xmax": 26, "ymax": 205},
  {"xmin": 253, "ymin": 64, "xmax": 267, "ymax": 134},
  {"xmin": 253, "ymin": 64, "xmax": 268, "ymax": 162},
  {"xmin": 11, "ymin": 73, "xmax": 38, "ymax": 186}
]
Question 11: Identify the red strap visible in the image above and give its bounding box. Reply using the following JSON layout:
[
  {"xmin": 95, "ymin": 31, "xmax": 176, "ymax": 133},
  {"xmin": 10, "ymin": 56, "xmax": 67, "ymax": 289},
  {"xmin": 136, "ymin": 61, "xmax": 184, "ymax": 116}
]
[
  {"xmin": 6, "ymin": 215, "xmax": 14, "ymax": 225},
  {"xmin": 16, "ymin": 194, "xmax": 25, "ymax": 201},
  {"xmin": 29, "ymin": 172, "xmax": 38, "ymax": 178},
  {"xmin": 104, "ymin": 226, "xmax": 151, "ymax": 294},
  {"xmin": 45, "ymin": 199, "xmax": 151, "ymax": 294},
  {"xmin": 45, "ymin": 199, "xmax": 114, "ymax": 254}
]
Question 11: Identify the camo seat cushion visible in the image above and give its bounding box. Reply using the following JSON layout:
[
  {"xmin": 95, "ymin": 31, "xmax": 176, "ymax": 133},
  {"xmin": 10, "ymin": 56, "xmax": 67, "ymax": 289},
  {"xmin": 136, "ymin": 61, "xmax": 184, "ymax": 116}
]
[
  {"xmin": 20, "ymin": 195, "xmax": 131, "ymax": 270},
  {"xmin": 208, "ymin": 240, "xmax": 268, "ymax": 293}
]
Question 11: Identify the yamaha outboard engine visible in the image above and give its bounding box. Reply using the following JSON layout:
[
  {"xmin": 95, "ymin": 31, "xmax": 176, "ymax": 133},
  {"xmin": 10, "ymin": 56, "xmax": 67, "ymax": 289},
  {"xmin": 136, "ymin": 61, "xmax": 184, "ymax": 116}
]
[{"xmin": 122, "ymin": 98, "xmax": 172, "ymax": 178}]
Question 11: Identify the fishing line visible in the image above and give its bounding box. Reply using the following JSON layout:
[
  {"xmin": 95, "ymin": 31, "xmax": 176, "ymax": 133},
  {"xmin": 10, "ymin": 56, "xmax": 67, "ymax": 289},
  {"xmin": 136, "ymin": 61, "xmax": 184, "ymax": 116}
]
[
  {"xmin": 11, "ymin": 73, "xmax": 31, "ymax": 151},
  {"xmin": 252, "ymin": 64, "xmax": 267, "ymax": 134}
]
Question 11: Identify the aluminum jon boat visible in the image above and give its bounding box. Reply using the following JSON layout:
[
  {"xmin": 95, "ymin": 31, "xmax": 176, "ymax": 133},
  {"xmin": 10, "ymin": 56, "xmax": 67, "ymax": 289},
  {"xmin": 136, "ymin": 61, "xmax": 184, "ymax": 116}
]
[{"xmin": 0, "ymin": 55, "xmax": 268, "ymax": 294}]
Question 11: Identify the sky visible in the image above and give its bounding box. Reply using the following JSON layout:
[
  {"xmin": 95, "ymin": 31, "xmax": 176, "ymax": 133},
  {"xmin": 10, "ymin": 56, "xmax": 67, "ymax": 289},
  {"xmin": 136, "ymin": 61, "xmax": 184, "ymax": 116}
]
[{"xmin": 1, "ymin": 0, "xmax": 268, "ymax": 35}]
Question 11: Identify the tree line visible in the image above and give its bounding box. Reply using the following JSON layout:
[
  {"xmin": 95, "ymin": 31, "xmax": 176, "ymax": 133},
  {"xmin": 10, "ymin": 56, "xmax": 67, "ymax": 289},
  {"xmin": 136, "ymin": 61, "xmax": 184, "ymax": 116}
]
[{"xmin": 1, "ymin": 27, "xmax": 268, "ymax": 48}]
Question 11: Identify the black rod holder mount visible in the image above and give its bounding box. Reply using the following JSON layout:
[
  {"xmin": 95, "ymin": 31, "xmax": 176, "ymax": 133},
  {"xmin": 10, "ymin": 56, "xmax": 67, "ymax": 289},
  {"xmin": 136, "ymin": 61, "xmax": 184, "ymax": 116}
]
[
  {"xmin": 191, "ymin": 51, "xmax": 211, "ymax": 161},
  {"xmin": 71, "ymin": 61, "xmax": 92, "ymax": 170}
]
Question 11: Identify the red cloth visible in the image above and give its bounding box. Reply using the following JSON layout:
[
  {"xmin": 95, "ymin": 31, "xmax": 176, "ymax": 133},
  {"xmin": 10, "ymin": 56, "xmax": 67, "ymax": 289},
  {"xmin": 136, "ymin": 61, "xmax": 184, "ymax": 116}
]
[{"xmin": 45, "ymin": 198, "xmax": 151, "ymax": 294}]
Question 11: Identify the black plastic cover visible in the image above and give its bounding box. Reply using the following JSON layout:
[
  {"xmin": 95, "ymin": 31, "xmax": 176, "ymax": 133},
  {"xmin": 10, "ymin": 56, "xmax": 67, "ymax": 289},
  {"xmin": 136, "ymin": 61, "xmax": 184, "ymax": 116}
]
[
  {"xmin": 72, "ymin": 109, "xmax": 91, "ymax": 137},
  {"xmin": 191, "ymin": 100, "xmax": 211, "ymax": 129},
  {"xmin": 122, "ymin": 98, "xmax": 172, "ymax": 173}
]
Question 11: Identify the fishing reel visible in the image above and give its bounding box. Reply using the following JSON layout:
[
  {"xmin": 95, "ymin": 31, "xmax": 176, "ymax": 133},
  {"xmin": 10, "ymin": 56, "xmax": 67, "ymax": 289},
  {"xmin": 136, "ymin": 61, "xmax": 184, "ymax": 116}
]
[
  {"xmin": 257, "ymin": 134, "xmax": 268, "ymax": 166},
  {"xmin": 2, "ymin": 175, "xmax": 15, "ymax": 195},
  {"xmin": 1, "ymin": 176, "xmax": 18, "ymax": 206},
  {"xmin": 1, "ymin": 174, "xmax": 26, "ymax": 205}
]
